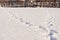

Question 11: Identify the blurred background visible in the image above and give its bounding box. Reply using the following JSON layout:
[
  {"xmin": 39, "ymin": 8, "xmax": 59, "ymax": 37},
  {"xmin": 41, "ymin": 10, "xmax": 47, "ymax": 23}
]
[{"xmin": 0, "ymin": 0, "xmax": 60, "ymax": 8}]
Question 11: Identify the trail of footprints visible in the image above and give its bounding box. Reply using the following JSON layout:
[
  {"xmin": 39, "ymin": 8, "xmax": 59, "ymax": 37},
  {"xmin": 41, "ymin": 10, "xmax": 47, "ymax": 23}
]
[{"xmin": 9, "ymin": 11, "xmax": 48, "ymax": 32}]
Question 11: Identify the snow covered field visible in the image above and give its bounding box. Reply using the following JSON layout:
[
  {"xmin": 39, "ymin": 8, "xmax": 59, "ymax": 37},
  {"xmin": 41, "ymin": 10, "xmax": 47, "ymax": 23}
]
[{"xmin": 0, "ymin": 8, "xmax": 60, "ymax": 40}]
